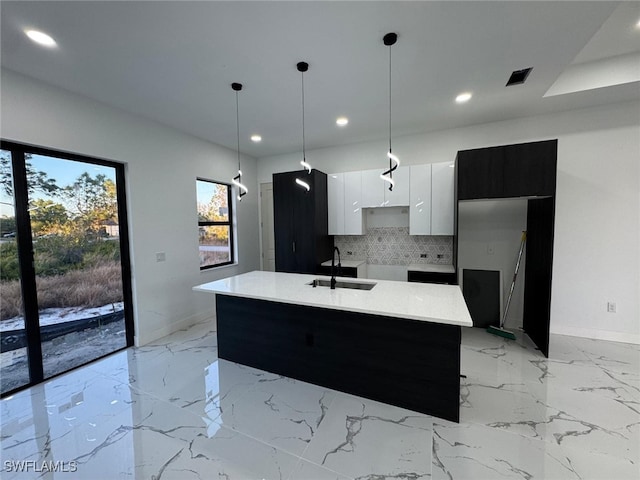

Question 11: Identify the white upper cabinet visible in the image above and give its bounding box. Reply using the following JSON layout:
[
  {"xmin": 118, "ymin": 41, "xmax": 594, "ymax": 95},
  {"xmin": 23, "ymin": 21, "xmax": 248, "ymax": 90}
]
[
  {"xmin": 361, "ymin": 166, "xmax": 410, "ymax": 207},
  {"xmin": 327, "ymin": 163, "xmax": 451, "ymax": 237},
  {"xmin": 343, "ymin": 171, "xmax": 364, "ymax": 235},
  {"xmin": 383, "ymin": 166, "xmax": 410, "ymax": 206},
  {"xmin": 360, "ymin": 169, "xmax": 384, "ymax": 207},
  {"xmin": 327, "ymin": 173, "xmax": 345, "ymax": 235},
  {"xmin": 431, "ymin": 161, "xmax": 455, "ymax": 235},
  {"xmin": 409, "ymin": 164, "xmax": 432, "ymax": 235}
]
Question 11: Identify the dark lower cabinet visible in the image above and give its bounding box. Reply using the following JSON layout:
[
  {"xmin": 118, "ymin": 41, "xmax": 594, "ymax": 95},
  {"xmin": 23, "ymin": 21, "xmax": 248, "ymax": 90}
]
[
  {"xmin": 408, "ymin": 270, "xmax": 457, "ymax": 285},
  {"xmin": 216, "ymin": 294, "xmax": 462, "ymax": 422}
]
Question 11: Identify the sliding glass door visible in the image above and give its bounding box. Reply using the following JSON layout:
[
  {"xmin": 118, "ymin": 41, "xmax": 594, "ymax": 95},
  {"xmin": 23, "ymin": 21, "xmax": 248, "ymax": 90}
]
[
  {"xmin": 0, "ymin": 142, "xmax": 133, "ymax": 396},
  {"xmin": 0, "ymin": 149, "xmax": 30, "ymax": 393}
]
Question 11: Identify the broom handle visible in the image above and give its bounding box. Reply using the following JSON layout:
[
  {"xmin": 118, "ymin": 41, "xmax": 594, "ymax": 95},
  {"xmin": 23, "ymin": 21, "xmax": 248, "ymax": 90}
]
[{"xmin": 501, "ymin": 231, "xmax": 527, "ymax": 329}]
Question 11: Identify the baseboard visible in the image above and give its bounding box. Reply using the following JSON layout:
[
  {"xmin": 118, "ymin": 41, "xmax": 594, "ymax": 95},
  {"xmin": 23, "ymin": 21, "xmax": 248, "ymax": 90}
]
[
  {"xmin": 550, "ymin": 324, "xmax": 640, "ymax": 345},
  {"xmin": 135, "ymin": 311, "xmax": 216, "ymax": 346}
]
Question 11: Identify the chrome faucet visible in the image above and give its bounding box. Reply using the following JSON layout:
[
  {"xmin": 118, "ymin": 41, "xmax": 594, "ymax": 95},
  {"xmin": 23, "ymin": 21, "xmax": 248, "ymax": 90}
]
[{"xmin": 330, "ymin": 246, "xmax": 341, "ymax": 290}]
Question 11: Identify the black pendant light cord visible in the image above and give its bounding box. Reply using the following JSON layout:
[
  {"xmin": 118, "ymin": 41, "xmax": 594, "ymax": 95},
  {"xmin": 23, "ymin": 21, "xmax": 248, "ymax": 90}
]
[
  {"xmin": 389, "ymin": 44, "xmax": 392, "ymax": 157},
  {"xmin": 294, "ymin": 61, "xmax": 312, "ymax": 190},
  {"xmin": 231, "ymin": 82, "xmax": 247, "ymax": 200},
  {"xmin": 381, "ymin": 32, "xmax": 399, "ymax": 192},
  {"xmin": 236, "ymin": 90, "xmax": 241, "ymax": 172},
  {"xmin": 301, "ymin": 70, "xmax": 306, "ymax": 164},
  {"xmin": 296, "ymin": 61, "xmax": 312, "ymax": 179}
]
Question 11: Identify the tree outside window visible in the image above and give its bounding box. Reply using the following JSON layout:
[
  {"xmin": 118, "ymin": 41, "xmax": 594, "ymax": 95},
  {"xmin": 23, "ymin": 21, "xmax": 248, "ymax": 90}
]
[{"xmin": 197, "ymin": 179, "xmax": 234, "ymax": 269}]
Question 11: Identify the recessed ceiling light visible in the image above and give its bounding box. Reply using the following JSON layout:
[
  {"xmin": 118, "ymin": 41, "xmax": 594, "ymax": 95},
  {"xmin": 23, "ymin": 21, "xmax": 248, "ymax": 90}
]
[
  {"xmin": 250, "ymin": 134, "xmax": 262, "ymax": 143},
  {"xmin": 336, "ymin": 117, "xmax": 349, "ymax": 126},
  {"xmin": 24, "ymin": 29, "xmax": 57, "ymax": 47},
  {"xmin": 455, "ymin": 92, "xmax": 472, "ymax": 104}
]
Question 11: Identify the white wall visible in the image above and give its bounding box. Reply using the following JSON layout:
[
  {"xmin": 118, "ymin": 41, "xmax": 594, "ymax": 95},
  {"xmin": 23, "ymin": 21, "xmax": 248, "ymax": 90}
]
[
  {"xmin": 1, "ymin": 69, "xmax": 261, "ymax": 345},
  {"xmin": 258, "ymin": 101, "xmax": 640, "ymax": 344},
  {"xmin": 458, "ymin": 199, "xmax": 528, "ymax": 330}
]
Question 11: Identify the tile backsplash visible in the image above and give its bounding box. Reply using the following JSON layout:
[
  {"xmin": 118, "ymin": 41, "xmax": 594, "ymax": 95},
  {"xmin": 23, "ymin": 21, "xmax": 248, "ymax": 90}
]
[{"xmin": 335, "ymin": 227, "xmax": 453, "ymax": 265}]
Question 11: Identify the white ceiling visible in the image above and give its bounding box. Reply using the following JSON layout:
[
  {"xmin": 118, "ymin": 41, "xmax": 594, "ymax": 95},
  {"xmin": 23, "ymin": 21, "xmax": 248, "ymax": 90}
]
[{"xmin": 1, "ymin": 1, "xmax": 639, "ymax": 159}]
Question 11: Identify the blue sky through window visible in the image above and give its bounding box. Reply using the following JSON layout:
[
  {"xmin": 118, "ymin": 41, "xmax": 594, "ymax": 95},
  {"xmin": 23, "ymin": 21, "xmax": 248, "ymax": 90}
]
[{"xmin": 0, "ymin": 153, "xmax": 117, "ymax": 217}]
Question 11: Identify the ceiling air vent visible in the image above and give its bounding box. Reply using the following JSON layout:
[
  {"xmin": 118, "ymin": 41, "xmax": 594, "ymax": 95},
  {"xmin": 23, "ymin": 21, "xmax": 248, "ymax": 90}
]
[{"xmin": 506, "ymin": 67, "xmax": 533, "ymax": 86}]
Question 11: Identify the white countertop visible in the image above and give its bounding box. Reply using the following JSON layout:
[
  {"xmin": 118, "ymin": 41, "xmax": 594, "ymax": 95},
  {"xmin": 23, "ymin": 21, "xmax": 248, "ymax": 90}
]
[
  {"xmin": 320, "ymin": 259, "xmax": 366, "ymax": 268},
  {"xmin": 407, "ymin": 264, "xmax": 455, "ymax": 274},
  {"xmin": 193, "ymin": 271, "xmax": 472, "ymax": 327}
]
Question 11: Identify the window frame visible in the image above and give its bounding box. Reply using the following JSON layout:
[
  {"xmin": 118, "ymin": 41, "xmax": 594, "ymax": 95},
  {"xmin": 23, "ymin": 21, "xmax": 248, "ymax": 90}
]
[
  {"xmin": 0, "ymin": 139, "xmax": 135, "ymax": 397},
  {"xmin": 196, "ymin": 177, "xmax": 235, "ymax": 270}
]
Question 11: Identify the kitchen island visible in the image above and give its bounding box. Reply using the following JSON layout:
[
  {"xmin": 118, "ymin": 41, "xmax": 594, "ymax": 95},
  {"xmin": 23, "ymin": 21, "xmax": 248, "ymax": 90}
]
[{"xmin": 194, "ymin": 270, "xmax": 472, "ymax": 422}]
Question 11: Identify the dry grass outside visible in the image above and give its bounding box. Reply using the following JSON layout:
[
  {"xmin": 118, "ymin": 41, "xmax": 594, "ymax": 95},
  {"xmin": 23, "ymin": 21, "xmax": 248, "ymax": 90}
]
[
  {"xmin": 0, "ymin": 261, "xmax": 123, "ymax": 320},
  {"xmin": 0, "ymin": 282, "xmax": 22, "ymax": 320},
  {"xmin": 199, "ymin": 250, "xmax": 231, "ymax": 268}
]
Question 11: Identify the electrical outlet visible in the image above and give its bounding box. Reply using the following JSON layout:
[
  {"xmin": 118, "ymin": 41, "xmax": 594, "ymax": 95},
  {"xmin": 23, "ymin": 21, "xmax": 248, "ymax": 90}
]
[
  {"xmin": 156, "ymin": 252, "xmax": 166, "ymax": 262},
  {"xmin": 487, "ymin": 245, "xmax": 495, "ymax": 255},
  {"xmin": 437, "ymin": 254, "xmax": 444, "ymax": 259},
  {"xmin": 420, "ymin": 253, "xmax": 427, "ymax": 258},
  {"xmin": 607, "ymin": 302, "xmax": 616, "ymax": 313}
]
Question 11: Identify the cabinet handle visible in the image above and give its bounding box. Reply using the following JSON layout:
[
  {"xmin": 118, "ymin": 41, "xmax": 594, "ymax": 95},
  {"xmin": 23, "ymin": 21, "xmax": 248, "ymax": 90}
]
[{"xmin": 292, "ymin": 241, "xmax": 296, "ymax": 253}]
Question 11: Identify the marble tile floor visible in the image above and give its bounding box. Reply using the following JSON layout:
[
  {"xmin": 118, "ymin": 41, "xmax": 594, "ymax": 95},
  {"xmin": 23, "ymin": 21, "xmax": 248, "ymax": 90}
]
[{"xmin": 1, "ymin": 321, "xmax": 638, "ymax": 479}]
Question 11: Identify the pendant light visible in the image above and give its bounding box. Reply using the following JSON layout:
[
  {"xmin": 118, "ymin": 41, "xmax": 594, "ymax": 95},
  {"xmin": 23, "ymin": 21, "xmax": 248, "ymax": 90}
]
[
  {"xmin": 295, "ymin": 61, "xmax": 312, "ymax": 191},
  {"xmin": 230, "ymin": 82, "xmax": 248, "ymax": 201},
  {"xmin": 380, "ymin": 32, "xmax": 399, "ymax": 191}
]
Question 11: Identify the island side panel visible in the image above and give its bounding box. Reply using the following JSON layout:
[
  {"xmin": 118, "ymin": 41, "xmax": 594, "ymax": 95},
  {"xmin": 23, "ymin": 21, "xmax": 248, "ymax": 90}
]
[{"xmin": 216, "ymin": 294, "xmax": 462, "ymax": 422}]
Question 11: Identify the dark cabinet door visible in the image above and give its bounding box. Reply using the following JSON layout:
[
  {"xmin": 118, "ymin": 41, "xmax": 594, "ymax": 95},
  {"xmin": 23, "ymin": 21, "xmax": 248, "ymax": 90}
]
[
  {"xmin": 311, "ymin": 171, "xmax": 333, "ymax": 269},
  {"xmin": 457, "ymin": 147, "xmax": 504, "ymax": 200},
  {"xmin": 274, "ymin": 172, "xmax": 297, "ymax": 272},
  {"xmin": 502, "ymin": 140, "xmax": 557, "ymax": 198},
  {"xmin": 457, "ymin": 140, "xmax": 557, "ymax": 200},
  {"xmin": 216, "ymin": 295, "xmax": 315, "ymax": 380},
  {"xmin": 273, "ymin": 170, "xmax": 332, "ymax": 274},
  {"xmin": 523, "ymin": 197, "xmax": 555, "ymax": 357},
  {"xmin": 308, "ymin": 307, "xmax": 462, "ymax": 422},
  {"xmin": 292, "ymin": 178, "xmax": 316, "ymax": 273}
]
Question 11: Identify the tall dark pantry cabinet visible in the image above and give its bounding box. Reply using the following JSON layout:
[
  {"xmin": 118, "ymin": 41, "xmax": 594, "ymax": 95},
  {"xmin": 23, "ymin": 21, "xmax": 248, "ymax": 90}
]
[
  {"xmin": 273, "ymin": 170, "xmax": 333, "ymax": 274},
  {"xmin": 456, "ymin": 139, "xmax": 557, "ymax": 357}
]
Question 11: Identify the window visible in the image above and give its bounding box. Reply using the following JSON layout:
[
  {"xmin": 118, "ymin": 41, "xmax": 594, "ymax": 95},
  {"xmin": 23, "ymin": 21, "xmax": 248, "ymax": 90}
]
[{"xmin": 197, "ymin": 179, "xmax": 234, "ymax": 269}]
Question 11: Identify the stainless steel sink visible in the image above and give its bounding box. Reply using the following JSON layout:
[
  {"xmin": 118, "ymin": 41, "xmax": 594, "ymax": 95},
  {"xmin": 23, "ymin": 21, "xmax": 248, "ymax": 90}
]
[{"xmin": 307, "ymin": 279, "xmax": 376, "ymax": 290}]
